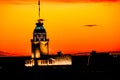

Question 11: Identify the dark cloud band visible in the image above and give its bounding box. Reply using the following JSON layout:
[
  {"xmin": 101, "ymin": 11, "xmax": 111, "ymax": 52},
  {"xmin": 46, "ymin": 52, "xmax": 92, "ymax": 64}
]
[
  {"xmin": 0, "ymin": 0, "xmax": 119, "ymax": 3},
  {"xmin": 41, "ymin": 0, "xmax": 119, "ymax": 2}
]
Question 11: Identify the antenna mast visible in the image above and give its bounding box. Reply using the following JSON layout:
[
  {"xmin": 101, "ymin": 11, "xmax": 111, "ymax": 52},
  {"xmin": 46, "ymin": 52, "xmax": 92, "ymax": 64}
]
[
  {"xmin": 38, "ymin": 0, "xmax": 44, "ymax": 22},
  {"xmin": 38, "ymin": 0, "xmax": 40, "ymax": 20}
]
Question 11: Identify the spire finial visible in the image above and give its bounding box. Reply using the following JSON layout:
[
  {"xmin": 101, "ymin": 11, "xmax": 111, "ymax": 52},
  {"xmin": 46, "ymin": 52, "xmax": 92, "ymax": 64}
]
[
  {"xmin": 38, "ymin": 0, "xmax": 44, "ymax": 22},
  {"xmin": 38, "ymin": 0, "xmax": 40, "ymax": 20},
  {"xmin": 37, "ymin": 0, "xmax": 44, "ymax": 22}
]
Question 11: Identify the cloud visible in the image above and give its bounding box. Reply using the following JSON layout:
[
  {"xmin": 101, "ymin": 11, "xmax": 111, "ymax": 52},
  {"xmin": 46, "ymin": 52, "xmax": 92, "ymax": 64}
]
[
  {"xmin": 0, "ymin": 51, "xmax": 15, "ymax": 56},
  {"xmin": 41, "ymin": 0, "xmax": 120, "ymax": 2},
  {"xmin": 0, "ymin": 51, "xmax": 26, "ymax": 56}
]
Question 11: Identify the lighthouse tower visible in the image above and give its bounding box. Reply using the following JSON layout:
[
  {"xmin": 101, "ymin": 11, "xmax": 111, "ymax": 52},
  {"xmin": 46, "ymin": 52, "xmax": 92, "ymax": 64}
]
[{"xmin": 31, "ymin": 0, "xmax": 49, "ymax": 59}]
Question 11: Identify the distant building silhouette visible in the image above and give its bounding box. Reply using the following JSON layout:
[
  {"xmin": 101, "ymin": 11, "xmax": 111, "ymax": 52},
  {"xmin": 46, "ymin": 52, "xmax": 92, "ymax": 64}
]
[
  {"xmin": 87, "ymin": 50, "xmax": 110, "ymax": 71},
  {"xmin": 57, "ymin": 51, "xmax": 63, "ymax": 56}
]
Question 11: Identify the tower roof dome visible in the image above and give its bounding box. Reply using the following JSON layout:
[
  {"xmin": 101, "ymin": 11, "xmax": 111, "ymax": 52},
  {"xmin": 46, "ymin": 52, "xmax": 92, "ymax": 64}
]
[{"xmin": 34, "ymin": 21, "xmax": 46, "ymax": 33}]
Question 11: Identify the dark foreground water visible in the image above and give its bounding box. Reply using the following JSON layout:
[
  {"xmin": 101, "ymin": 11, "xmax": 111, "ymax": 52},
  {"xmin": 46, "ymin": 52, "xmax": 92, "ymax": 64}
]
[
  {"xmin": 0, "ymin": 67, "xmax": 119, "ymax": 80},
  {"xmin": 0, "ymin": 56, "xmax": 120, "ymax": 80}
]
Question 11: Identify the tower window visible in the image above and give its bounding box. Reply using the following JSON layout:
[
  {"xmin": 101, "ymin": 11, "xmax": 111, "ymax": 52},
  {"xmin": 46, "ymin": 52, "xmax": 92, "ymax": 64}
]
[{"xmin": 34, "ymin": 37, "xmax": 36, "ymax": 41}]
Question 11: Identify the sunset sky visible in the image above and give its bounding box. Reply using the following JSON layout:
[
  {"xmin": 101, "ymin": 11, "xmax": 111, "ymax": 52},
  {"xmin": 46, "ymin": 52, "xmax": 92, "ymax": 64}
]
[{"xmin": 0, "ymin": 0, "xmax": 120, "ymax": 56}]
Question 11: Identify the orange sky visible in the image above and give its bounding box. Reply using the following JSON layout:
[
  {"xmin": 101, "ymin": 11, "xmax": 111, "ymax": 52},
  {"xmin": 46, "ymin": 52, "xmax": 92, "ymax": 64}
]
[{"xmin": 0, "ymin": 0, "xmax": 120, "ymax": 56}]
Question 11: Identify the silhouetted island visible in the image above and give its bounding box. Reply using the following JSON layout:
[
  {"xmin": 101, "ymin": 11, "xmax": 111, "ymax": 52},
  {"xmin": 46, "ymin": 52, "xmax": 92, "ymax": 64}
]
[{"xmin": 0, "ymin": 51, "xmax": 120, "ymax": 79}]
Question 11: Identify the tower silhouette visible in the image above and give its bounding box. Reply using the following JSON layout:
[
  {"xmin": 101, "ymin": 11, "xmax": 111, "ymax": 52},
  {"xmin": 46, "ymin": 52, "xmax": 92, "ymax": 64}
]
[{"xmin": 31, "ymin": 0, "xmax": 49, "ymax": 63}]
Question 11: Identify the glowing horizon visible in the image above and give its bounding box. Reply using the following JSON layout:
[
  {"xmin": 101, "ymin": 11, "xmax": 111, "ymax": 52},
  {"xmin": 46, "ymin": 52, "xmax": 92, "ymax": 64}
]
[{"xmin": 0, "ymin": 0, "xmax": 120, "ymax": 56}]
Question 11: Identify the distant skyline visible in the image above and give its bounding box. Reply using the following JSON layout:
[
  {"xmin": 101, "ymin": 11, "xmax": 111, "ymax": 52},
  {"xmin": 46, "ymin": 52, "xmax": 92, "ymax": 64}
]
[{"xmin": 0, "ymin": 0, "xmax": 120, "ymax": 56}]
